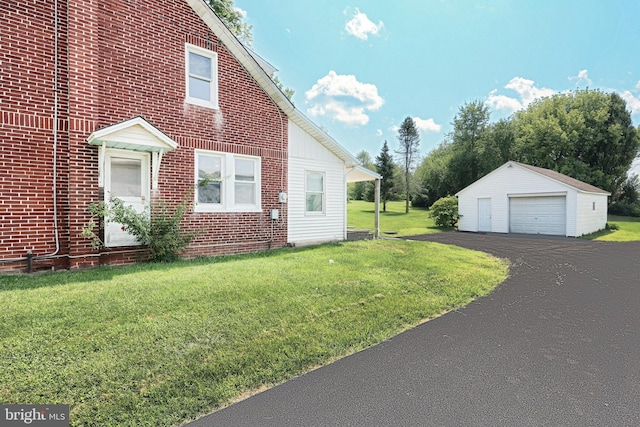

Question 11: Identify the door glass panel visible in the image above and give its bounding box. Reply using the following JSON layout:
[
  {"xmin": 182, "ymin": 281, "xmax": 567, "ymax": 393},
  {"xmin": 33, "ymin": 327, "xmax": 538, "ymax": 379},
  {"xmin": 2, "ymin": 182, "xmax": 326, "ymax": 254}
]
[{"xmin": 111, "ymin": 157, "xmax": 141, "ymax": 197}]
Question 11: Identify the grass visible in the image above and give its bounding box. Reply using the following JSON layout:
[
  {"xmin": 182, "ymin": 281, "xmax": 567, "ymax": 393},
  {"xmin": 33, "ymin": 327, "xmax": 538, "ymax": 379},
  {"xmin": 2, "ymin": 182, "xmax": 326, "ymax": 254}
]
[
  {"xmin": 582, "ymin": 215, "xmax": 640, "ymax": 241},
  {"xmin": 0, "ymin": 240, "xmax": 507, "ymax": 426},
  {"xmin": 347, "ymin": 200, "xmax": 444, "ymax": 237}
]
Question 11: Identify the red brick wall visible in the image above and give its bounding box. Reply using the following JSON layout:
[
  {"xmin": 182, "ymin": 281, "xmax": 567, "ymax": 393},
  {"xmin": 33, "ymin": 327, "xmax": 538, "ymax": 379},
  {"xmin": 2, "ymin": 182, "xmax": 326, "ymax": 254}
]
[
  {"xmin": 0, "ymin": 0, "xmax": 288, "ymax": 272},
  {"xmin": 0, "ymin": 1, "xmax": 70, "ymax": 272}
]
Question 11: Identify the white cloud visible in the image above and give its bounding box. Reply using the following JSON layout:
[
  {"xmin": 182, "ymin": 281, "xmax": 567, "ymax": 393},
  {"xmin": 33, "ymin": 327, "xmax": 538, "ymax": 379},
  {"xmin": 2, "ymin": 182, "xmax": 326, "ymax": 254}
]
[
  {"xmin": 386, "ymin": 118, "xmax": 440, "ymax": 136},
  {"xmin": 486, "ymin": 90, "xmax": 523, "ymax": 114},
  {"xmin": 620, "ymin": 90, "xmax": 640, "ymax": 114},
  {"xmin": 233, "ymin": 7, "xmax": 247, "ymax": 18},
  {"xmin": 505, "ymin": 77, "xmax": 555, "ymax": 107},
  {"xmin": 376, "ymin": 129, "xmax": 383, "ymax": 137},
  {"xmin": 636, "ymin": 80, "xmax": 640, "ymax": 90},
  {"xmin": 412, "ymin": 117, "xmax": 442, "ymax": 133},
  {"xmin": 569, "ymin": 69, "xmax": 593, "ymax": 87},
  {"xmin": 486, "ymin": 77, "xmax": 555, "ymax": 113},
  {"xmin": 344, "ymin": 8, "xmax": 384, "ymax": 41},
  {"xmin": 308, "ymin": 101, "xmax": 370, "ymax": 126},
  {"xmin": 305, "ymin": 70, "xmax": 384, "ymax": 126}
]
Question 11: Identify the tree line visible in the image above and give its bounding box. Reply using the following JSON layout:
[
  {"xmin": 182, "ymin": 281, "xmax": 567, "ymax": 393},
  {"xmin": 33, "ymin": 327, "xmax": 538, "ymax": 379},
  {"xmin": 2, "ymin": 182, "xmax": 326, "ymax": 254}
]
[{"xmin": 352, "ymin": 89, "xmax": 640, "ymax": 215}]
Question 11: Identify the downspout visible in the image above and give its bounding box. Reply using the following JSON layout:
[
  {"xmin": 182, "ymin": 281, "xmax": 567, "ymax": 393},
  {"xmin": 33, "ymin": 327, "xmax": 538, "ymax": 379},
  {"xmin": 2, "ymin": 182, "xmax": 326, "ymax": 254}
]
[
  {"xmin": 1, "ymin": 0, "xmax": 61, "ymax": 267},
  {"xmin": 46, "ymin": 0, "xmax": 61, "ymax": 259},
  {"xmin": 264, "ymin": 84, "xmax": 286, "ymax": 245}
]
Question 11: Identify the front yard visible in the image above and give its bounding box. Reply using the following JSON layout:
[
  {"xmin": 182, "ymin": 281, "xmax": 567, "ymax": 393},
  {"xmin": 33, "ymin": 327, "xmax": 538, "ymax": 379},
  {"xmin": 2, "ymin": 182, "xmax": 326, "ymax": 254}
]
[{"xmin": 0, "ymin": 240, "xmax": 507, "ymax": 426}]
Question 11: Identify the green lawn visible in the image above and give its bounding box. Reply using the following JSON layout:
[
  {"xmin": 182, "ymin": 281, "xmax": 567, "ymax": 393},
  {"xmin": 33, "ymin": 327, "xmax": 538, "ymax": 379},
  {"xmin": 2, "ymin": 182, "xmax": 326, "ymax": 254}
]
[
  {"xmin": 348, "ymin": 200, "xmax": 442, "ymax": 237},
  {"xmin": 0, "ymin": 240, "xmax": 507, "ymax": 426},
  {"xmin": 583, "ymin": 215, "xmax": 640, "ymax": 241}
]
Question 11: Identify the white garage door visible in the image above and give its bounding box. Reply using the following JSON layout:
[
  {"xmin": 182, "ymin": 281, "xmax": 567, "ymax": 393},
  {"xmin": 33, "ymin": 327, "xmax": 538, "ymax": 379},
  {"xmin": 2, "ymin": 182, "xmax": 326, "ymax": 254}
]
[{"xmin": 509, "ymin": 196, "xmax": 566, "ymax": 235}]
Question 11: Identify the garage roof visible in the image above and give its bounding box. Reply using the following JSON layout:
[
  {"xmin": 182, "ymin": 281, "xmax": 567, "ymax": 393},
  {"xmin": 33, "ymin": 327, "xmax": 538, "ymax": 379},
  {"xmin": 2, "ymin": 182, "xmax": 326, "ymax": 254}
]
[
  {"xmin": 456, "ymin": 161, "xmax": 611, "ymax": 196},
  {"xmin": 514, "ymin": 162, "xmax": 610, "ymax": 195}
]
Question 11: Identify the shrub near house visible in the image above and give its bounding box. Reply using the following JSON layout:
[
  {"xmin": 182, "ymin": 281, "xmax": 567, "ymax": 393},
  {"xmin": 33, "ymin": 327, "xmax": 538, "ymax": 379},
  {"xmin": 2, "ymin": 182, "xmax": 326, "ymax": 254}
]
[{"xmin": 430, "ymin": 196, "xmax": 459, "ymax": 228}]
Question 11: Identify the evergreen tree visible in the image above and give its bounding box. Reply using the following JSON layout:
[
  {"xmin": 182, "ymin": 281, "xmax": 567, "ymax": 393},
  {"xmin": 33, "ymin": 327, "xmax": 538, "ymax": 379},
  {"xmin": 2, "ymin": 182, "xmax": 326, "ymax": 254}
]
[{"xmin": 375, "ymin": 140, "xmax": 395, "ymax": 212}]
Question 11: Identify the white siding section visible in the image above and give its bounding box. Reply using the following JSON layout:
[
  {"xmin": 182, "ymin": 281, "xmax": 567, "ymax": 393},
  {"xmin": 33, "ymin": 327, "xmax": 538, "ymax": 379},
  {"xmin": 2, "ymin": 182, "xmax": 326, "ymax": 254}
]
[
  {"xmin": 575, "ymin": 192, "xmax": 608, "ymax": 236},
  {"xmin": 457, "ymin": 162, "xmax": 581, "ymax": 236},
  {"xmin": 288, "ymin": 121, "xmax": 347, "ymax": 245}
]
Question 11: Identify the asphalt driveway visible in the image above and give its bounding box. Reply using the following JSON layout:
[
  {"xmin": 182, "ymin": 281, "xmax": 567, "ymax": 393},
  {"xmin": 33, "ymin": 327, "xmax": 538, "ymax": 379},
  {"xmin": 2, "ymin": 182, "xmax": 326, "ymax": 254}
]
[{"xmin": 189, "ymin": 232, "xmax": 640, "ymax": 426}]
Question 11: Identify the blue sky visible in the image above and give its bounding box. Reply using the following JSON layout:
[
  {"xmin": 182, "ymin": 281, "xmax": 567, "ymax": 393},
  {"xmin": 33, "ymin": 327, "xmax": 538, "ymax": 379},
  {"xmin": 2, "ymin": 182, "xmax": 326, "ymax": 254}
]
[{"xmin": 234, "ymin": 0, "xmax": 640, "ymax": 161}]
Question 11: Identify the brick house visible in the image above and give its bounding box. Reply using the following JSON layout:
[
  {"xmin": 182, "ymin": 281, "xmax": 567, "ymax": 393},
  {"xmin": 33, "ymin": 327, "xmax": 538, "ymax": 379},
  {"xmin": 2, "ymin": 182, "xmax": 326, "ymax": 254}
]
[{"xmin": 0, "ymin": 0, "xmax": 379, "ymax": 273}]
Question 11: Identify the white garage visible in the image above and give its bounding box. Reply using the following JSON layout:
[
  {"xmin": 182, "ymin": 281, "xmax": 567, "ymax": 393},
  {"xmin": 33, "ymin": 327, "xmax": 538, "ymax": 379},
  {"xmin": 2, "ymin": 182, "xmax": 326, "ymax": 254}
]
[{"xmin": 456, "ymin": 161, "xmax": 610, "ymax": 237}]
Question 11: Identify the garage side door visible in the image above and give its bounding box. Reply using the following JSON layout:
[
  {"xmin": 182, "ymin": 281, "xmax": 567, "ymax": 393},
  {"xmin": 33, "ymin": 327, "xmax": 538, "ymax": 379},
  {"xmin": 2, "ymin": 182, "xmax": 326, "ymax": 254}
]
[{"xmin": 509, "ymin": 196, "xmax": 566, "ymax": 236}]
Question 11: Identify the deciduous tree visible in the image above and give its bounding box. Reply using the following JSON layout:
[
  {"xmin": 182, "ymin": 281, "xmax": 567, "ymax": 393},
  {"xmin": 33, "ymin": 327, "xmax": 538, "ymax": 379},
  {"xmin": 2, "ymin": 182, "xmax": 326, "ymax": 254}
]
[
  {"xmin": 396, "ymin": 117, "xmax": 421, "ymax": 213},
  {"xmin": 209, "ymin": 0, "xmax": 295, "ymax": 100},
  {"xmin": 209, "ymin": 0, "xmax": 252, "ymax": 46},
  {"xmin": 349, "ymin": 150, "xmax": 376, "ymax": 201},
  {"xmin": 513, "ymin": 90, "xmax": 639, "ymax": 194},
  {"xmin": 447, "ymin": 100, "xmax": 491, "ymax": 191}
]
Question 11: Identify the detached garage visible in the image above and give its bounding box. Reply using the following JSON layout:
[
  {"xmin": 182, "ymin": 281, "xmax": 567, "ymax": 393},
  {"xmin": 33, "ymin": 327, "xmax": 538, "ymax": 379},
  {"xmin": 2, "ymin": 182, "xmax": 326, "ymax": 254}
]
[{"xmin": 457, "ymin": 161, "xmax": 610, "ymax": 237}]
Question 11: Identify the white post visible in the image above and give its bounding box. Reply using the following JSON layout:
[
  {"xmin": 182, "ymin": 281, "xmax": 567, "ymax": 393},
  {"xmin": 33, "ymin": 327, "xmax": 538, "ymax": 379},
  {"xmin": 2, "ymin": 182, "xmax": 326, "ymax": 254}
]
[
  {"xmin": 374, "ymin": 178, "xmax": 381, "ymax": 238},
  {"xmin": 98, "ymin": 142, "xmax": 106, "ymax": 187}
]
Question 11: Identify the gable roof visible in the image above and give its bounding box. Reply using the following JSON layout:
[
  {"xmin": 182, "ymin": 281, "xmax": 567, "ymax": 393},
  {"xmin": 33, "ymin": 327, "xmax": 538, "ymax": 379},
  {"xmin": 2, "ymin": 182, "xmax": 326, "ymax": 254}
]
[
  {"xmin": 513, "ymin": 162, "xmax": 610, "ymax": 195},
  {"xmin": 456, "ymin": 161, "xmax": 611, "ymax": 196},
  {"xmin": 87, "ymin": 116, "xmax": 178, "ymax": 153},
  {"xmin": 186, "ymin": 0, "xmax": 359, "ymax": 167}
]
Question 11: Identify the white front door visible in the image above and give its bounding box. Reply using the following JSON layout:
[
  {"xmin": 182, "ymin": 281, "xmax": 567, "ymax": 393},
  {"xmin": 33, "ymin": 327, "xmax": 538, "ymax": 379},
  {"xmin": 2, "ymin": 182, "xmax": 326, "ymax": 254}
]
[
  {"xmin": 478, "ymin": 198, "xmax": 492, "ymax": 232},
  {"xmin": 104, "ymin": 150, "xmax": 150, "ymax": 247}
]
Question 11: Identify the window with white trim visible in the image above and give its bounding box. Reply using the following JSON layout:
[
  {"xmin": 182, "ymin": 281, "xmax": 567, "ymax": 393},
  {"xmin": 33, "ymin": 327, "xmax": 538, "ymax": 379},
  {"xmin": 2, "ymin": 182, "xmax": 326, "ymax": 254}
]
[
  {"xmin": 195, "ymin": 150, "xmax": 261, "ymax": 212},
  {"xmin": 186, "ymin": 43, "xmax": 218, "ymax": 108},
  {"xmin": 305, "ymin": 171, "xmax": 325, "ymax": 214}
]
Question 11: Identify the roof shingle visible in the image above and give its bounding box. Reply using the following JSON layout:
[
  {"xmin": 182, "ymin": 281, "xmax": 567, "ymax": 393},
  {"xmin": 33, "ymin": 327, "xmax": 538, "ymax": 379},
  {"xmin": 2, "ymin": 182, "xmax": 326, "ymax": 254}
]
[{"xmin": 513, "ymin": 161, "xmax": 610, "ymax": 194}]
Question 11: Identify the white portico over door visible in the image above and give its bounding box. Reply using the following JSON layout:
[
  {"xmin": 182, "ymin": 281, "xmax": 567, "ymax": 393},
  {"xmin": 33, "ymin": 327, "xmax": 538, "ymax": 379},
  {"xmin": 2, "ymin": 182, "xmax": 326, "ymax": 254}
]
[{"xmin": 87, "ymin": 116, "xmax": 178, "ymax": 247}]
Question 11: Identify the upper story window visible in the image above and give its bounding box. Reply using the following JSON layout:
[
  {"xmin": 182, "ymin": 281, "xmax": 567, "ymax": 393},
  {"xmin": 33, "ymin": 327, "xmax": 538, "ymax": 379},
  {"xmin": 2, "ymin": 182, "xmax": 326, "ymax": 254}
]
[
  {"xmin": 195, "ymin": 150, "xmax": 261, "ymax": 213},
  {"xmin": 305, "ymin": 171, "xmax": 325, "ymax": 214},
  {"xmin": 186, "ymin": 43, "xmax": 218, "ymax": 109}
]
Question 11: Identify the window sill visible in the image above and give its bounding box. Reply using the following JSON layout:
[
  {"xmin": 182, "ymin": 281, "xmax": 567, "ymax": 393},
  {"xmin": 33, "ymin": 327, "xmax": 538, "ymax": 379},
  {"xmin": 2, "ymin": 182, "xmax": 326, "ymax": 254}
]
[
  {"xmin": 185, "ymin": 98, "xmax": 219, "ymax": 110},
  {"xmin": 194, "ymin": 205, "xmax": 262, "ymax": 214}
]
